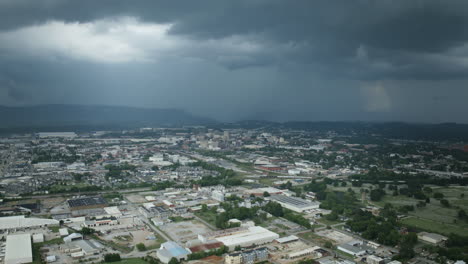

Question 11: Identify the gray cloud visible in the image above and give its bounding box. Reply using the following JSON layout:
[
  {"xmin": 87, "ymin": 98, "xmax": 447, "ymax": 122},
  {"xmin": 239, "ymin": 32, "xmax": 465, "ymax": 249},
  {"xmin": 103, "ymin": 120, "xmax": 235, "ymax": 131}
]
[{"xmin": 0, "ymin": 0, "xmax": 468, "ymax": 122}]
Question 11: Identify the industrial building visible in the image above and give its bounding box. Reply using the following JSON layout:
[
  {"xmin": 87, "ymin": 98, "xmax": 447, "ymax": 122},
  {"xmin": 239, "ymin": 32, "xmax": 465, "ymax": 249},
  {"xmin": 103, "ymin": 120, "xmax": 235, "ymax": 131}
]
[
  {"xmin": 5, "ymin": 234, "xmax": 33, "ymax": 264},
  {"xmin": 157, "ymin": 241, "xmax": 191, "ymax": 264},
  {"xmin": 32, "ymin": 233, "xmax": 45, "ymax": 243},
  {"xmin": 83, "ymin": 216, "xmax": 119, "ymax": 228},
  {"xmin": 267, "ymin": 195, "xmax": 320, "ymax": 213},
  {"xmin": 337, "ymin": 241, "xmax": 368, "ymax": 257},
  {"xmin": 417, "ymin": 232, "xmax": 447, "ymax": 245},
  {"xmin": 37, "ymin": 132, "xmax": 77, "ymax": 138},
  {"xmin": 367, "ymin": 255, "xmax": 384, "ymax": 264},
  {"xmin": 286, "ymin": 246, "xmax": 322, "ymax": 260},
  {"xmin": 275, "ymin": 235, "xmax": 299, "ymax": 244},
  {"xmin": 0, "ymin": 215, "xmax": 59, "ymax": 230},
  {"xmin": 200, "ymin": 226, "xmax": 279, "ymax": 250},
  {"xmin": 67, "ymin": 196, "xmax": 108, "ymax": 211}
]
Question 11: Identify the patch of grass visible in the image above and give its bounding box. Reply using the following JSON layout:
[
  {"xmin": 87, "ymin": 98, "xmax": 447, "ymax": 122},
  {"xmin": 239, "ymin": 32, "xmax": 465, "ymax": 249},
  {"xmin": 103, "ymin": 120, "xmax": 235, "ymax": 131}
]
[
  {"xmin": 195, "ymin": 211, "xmax": 217, "ymax": 227},
  {"xmin": 144, "ymin": 233, "xmax": 166, "ymax": 251},
  {"xmin": 48, "ymin": 226, "xmax": 61, "ymax": 233},
  {"xmin": 400, "ymin": 217, "xmax": 468, "ymax": 237},
  {"xmin": 297, "ymin": 231, "xmax": 335, "ymax": 247},
  {"xmin": 91, "ymin": 234, "xmax": 134, "ymax": 254},
  {"xmin": 104, "ymin": 258, "xmax": 148, "ymax": 264},
  {"xmin": 317, "ymin": 218, "xmax": 343, "ymax": 226},
  {"xmin": 274, "ymin": 223, "xmax": 290, "ymax": 230},
  {"xmin": 169, "ymin": 216, "xmax": 193, "ymax": 222},
  {"xmin": 374, "ymin": 187, "xmax": 468, "ymax": 232}
]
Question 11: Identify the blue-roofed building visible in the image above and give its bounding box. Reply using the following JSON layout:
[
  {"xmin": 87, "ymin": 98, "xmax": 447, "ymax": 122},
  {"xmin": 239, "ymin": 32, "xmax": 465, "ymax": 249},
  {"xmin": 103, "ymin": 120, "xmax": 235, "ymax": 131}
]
[{"xmin": 157, "ymin": 241, "xmax": 191, "ymax": 263}]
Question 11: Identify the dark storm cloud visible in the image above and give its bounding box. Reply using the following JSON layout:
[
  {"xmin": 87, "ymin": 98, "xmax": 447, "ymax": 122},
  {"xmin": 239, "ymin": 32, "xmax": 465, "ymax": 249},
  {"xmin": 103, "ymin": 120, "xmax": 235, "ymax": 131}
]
[
  {"xmin": 1, "ymin": 0, "xmax": 468, "ymax": 79},
  {"xmin": 1, "ymin": 0, "xmax": 468, "ymax": 122}
]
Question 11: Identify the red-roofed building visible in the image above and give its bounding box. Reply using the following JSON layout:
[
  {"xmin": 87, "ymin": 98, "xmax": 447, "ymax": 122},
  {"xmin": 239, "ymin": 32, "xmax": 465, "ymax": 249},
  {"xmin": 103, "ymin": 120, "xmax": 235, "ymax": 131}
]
[{"xmin": 189, "ymin": 242, "xmax": 224, "ymax": 253}]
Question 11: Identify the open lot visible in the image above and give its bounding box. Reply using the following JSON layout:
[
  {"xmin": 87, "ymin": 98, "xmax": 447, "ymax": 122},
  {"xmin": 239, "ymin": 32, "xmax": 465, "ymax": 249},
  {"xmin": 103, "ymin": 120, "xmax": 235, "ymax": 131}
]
[
  {"xmin": 297, "ymin": 231, "xmax": 334, "ymax": 247},
  {"xmin": 316, "ymin": 229, "xmax": 354, "ymax": 244},
  {"xmin": 105, "ymin": 258, "xmax": 149, "ymax": 264},
  {"xmin": 374, "ymin": 186, "xmax": 468, "ymax": 236},
  {"xmin": 400, "ymin": 217, "xmax": 468, "ymax": 237},
  {"xmin": 125, "ymin": 194, "xmax": 148, "ymax": 204},
  {"xmin": 103, "ymin": 229, "xmax": 161, "ymax": 248},
  {"xmin": 159, "ymin": 220, "xmax": 211, "ymax": 243}
]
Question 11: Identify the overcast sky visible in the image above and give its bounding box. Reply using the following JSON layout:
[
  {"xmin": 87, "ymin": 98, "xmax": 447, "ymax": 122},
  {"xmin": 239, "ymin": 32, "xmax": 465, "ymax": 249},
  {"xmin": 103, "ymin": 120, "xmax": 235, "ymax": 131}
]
[{"xmin": 1, "ymin": 0, "xmax": 468, "ymax": 122}]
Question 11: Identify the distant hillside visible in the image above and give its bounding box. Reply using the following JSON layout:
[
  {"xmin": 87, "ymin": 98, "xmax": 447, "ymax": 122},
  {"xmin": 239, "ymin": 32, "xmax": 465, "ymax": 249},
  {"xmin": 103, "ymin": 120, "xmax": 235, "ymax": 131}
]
[{"xmin": 0, "ymin": 105, "xmax": 215, "ymax": 130}]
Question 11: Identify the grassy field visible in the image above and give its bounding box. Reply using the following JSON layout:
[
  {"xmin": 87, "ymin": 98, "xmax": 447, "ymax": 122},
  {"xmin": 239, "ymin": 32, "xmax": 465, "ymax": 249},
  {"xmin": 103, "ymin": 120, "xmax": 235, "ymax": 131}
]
[
  {"xmin": 195, "ymin": 211, "xmax": 217, "ymax": 227},
  {"xmin": 297, "ymin": 231, "xmax": 335, "ymax": 246},
  {"xmin": 370, "ymin": 185, "xmax": 468, "ymax": 236},
  {"xmin": 105, "ymin": 258, "xmax": 148, "ymax": 264},
  {"xmin": 317, "ymin": 218, "xmax": 343, "ymax": 226},
  {"xmin": 48, "ymin": 226, "xmax": 61, "ymax": 233},
  {"xmin": 400, "ymin": 217, "xmax": 468, "ymax": 237}
]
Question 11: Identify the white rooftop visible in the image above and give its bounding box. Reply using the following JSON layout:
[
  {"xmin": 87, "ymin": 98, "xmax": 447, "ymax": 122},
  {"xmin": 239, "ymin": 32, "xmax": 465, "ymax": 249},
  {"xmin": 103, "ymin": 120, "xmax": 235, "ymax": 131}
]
[
  {"xmin": 5, "ymin": 234, "xmax": 32, "ymax": 264},
  {"xmin": 104, "ymin": 206, "xmax": 122, "ymax": 216},
  {"xmin": 215, "ymin": 226, "xmax": 279, "ymax": 247},
  {"xmin": 0, "ymin": 215, "xmax": 59, "ymax": 229}
]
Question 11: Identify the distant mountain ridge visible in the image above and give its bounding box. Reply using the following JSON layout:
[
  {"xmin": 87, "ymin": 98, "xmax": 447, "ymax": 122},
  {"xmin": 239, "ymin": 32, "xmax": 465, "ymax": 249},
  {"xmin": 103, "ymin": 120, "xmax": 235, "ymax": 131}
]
[{"xmin": 0, "ymin": 104, "xmax": 215, "ymax": 128}]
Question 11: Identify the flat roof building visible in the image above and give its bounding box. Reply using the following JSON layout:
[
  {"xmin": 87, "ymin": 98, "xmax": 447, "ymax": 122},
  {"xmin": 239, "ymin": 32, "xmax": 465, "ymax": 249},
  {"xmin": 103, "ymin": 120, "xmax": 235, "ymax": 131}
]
[
  {"xmin": 5, "ymin": 234, "xmax": 33, "ymax": 264},
  {"xmin": 201, "ymin": 226, "xmax": 279, "ymax": 250},
  {"xmin": 37, "ymin": 132, "xmax": 77, "ymax": 138},
  {"xmin": 0, "ymin": 215, "xmax": 59, "ymax": 230},
  {"xmin": 67, "ymin": 196, "xmax": 107, "ymax": 211},
  {"xmin": 337, "ymin": 242, "xmax": 367, "ymax": 257},
  {"xmin": 417, "ymin": 232, "xmax": 447, "ymax": 245},
  {"xmin": 267, "ymin": 195, "xmax": 320, "ymax": 213}
]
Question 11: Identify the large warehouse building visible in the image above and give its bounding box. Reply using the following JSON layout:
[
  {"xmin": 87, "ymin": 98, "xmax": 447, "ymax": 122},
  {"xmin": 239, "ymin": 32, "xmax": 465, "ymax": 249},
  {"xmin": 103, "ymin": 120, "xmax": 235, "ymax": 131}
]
[
  {"xmin": 5, "ymin": 234, "xmax": 33, "ymax": 264},
  {"xmin": 67, "ymin": 196, "xmax": 108, "ymax": 211},
  {"xmin": 267, "ymin": 195, "xmax": 320, "ymax": 213},
  {"xmin": 199, "ymin": 226, "xmax": 279, "ymax": 250},
  {"xmin": 0, "ymin": 215, "xmax": 59, "ymax": 230}
]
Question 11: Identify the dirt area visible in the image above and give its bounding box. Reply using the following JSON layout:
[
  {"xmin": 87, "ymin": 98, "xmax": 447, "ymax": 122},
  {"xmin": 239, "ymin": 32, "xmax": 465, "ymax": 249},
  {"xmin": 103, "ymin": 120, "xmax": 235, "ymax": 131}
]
[
  {"xmin": 104, "ymin": 229, "xmax": 159, "ymax": 247},
  {"xmin": 160, "ymin": 220, "xmax": 211, "ymax": 243},
  {"xmin": 316, "ymin": 229, "xmax": 353, "ymax": 244},
  {"xmin": 125, "ymin": 194, "xmax": 147, "ymax": 204},
  {"xmin": 41, "ymin": 197, "xmax": 68, "ymax": 210}
]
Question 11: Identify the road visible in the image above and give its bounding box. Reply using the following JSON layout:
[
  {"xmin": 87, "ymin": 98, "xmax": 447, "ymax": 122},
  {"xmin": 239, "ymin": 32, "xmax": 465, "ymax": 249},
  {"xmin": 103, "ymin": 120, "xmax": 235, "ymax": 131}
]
[{"xmin": 121, "ymin": 193, "xmax": 173, "ymax": 242}]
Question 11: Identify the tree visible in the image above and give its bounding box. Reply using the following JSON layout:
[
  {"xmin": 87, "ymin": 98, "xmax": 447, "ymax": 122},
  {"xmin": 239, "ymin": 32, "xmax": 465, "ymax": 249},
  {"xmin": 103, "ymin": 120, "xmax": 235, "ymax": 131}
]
[
  {"xmin": 263, "ymin": 191, "xmax": 270, "ymax": 197},
  {"xmin": 440, "ymin": 199, "xmax": 450, "ymax": 207},
  {"xmin": 434, "ymin": 192, "xmax": 444, "ymax": 199},
  {"xmin": 458, "ymin": 209, "xmax": 467, "ymax": 219},
  {"xmin": 79, "ymin": 227, "xmax": 95, "ymax": 235},
  {"xmin": 104, "ymin": 253, "xmax": 121, "ymax": 262},
  {"xmin": 168, "ymin": 257, "xmax": 180, "ymax": 264},
  {"xmin": 201, "ymin": 204, "xmax": 208, "ymax": 212},
  {"xmin": 324, "ymin": 241, "xmax": 333, "ymax": 249},
  {"xmin": 136, "ymin": 243, "xmax": 147, "ymax": 251},
  {"xmin": 370, "ymin": 189, "xmax": 386, "ymax": 201},
  {"xmin": 423, "ymin": 186, "xmax": 433, "ymax": 193},
  {"xmin": 234, "ymin": 245, "xmax": 242, "ymax": 251}
]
